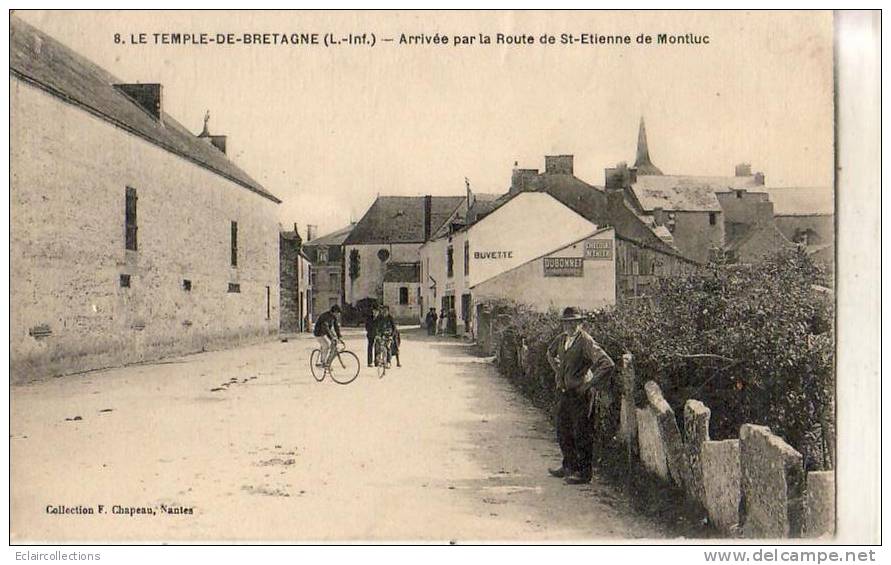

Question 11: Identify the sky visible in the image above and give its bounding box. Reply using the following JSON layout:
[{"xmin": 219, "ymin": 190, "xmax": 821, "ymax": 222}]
[{"xmin": 17, "ymin": 10, "xmax": 834, "ymax": 238}]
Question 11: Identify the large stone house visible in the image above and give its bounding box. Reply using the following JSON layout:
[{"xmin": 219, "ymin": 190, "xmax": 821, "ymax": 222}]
[{"xmin": 10, "ymin": 17, "xmax": 282, "ymax": 381}]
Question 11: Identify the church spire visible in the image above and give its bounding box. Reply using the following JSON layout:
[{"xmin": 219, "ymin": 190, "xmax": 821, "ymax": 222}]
[{"xmin": 634, "ymin": 116, "xmax": 663, "ymax": 175}]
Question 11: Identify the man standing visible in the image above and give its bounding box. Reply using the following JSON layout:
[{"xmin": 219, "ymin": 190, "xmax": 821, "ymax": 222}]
[
  {"xmin": 425, "ymin": 308, "xmax": 437, "ymax": 336},
  {"xmin": 313, "ymin": 304, "xmax": 343, "ymax": 366},
  {"xmin": 365, "ymin": 304, "xmax": 379, "ymax": 367},
  {"xmin": 545, "ymin": 306, "xmax": 615, "ymax": 485}
]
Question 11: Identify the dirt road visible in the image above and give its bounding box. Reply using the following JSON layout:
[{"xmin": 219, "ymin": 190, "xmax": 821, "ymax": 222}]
[{"xmin": 11, "ymin": 328, "xmax": 667, "ymax": 542}]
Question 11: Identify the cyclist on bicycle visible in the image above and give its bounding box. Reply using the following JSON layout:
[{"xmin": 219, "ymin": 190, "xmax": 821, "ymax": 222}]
[
  {"xmin": 374, "ymin": 305, "xmax": 401, "ymax": 368},
  {"xmin": 313, "ymin": 304, "xmax": 343, "ymax": 367}
]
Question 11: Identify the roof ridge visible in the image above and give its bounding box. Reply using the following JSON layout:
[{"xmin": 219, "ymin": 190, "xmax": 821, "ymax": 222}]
[{"xmin": 10, "ymin": 16, "xmax": 280, "ymax": 204}]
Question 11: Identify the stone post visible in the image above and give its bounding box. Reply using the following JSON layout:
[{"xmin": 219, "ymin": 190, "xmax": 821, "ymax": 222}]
[
  {"xmin": 619, "ymin": 353, "xmax": 638, "ymax": 447},
  {"xmin": 644, "ymin": 381, "xmax": 693, "ymax": 490},
  {"xmin": 684, "ymin": 399, "xmax": 711, "ymax": 503},
  {"xmin": 739, "ymin": 424, "xmax": 805, "ymax": 538}
]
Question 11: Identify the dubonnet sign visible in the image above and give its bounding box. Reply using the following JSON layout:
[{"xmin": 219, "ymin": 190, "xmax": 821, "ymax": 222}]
[{"xmin": 543, "ymin": 257, "xmax": 584, "ymax": 277}]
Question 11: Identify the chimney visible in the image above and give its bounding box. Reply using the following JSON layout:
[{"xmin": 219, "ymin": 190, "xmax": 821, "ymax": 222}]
[
  {"xmin": 114, "ymin": 83, "xmax": 162, "ymax": 119},
  {"xmin": 604, "ymin": 161, "xmax": 635, "ymax": 191},
  {"xmin": 754, "ymin": 172, "xmax": 765, "ymax": 185},
  {"xmin": 423, "ymin": 195, "xmax": 433, "ymax": 241},
  {"xmin": 544, "ymin": 155, "xmax": 574, "ymax": 175},
  {"xmin": 208, "ymin": 135, "xmax": 227, "ymax": 155},
  {"xmin": 306, "ymin": 225, "xmax": 318, "ymax": 241},
  {"xmin": 735, "ymin": 163, "xmax": 752, "ymax": 177},
  {"xmin": 510, "ymin": 166, "xmax": 539, "ymax": 196},
  {"xmin": 196, "ymin": 110, "xmax": 227, "ymax": 154}
]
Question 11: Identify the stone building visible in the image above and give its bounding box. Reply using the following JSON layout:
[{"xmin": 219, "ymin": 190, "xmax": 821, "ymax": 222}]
[
  {"xmin": 342, "ymin": 195, "xmax": 465, "ymax": 310},
  {"xmin": 420, "ymin": 155, "xmax": 695, "ymax": 336},
  {"xmin": 302, "ymin": 224, "xmax": 353, "ymax": 315},
  {"xmin": 612, "ymin": 119, "xmax": 765, "ymax": 263},
  {"xmin": 767, "ymin": 187, "xmax": 835, "ymax": 269},
  {"xmin": 10, "ymin": 17, "xmax": 282, "ymax": 381},
  {"xmin": 279, "ymin": 226, "xmax": 312, "ymax": 333},
  {"xmin": 382, "ymin": 263, "xmax": 422, "ymax": 324}
]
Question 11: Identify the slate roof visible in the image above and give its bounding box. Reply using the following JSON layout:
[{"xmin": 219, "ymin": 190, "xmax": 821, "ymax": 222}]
[
  {"xmin": 539, "ymin": 175, "xmax": 687, "ymax": 259},
  {"xmin": 764, "ymin": 187, "xmax": 834, "ymax": 216},
  {"xmin": 448, "ymin": 173, "xmax": 689, "ymax": 261},
  {"xmin": 10, "ymin": 16, "xmax": 279, "ymax": 203},
  {"xmin": 630, "ymin": 175, "xmax": 762, "ymax": 212},
  {"xmin": 382, "ymin": 262, "xmax": 421, "ymax": 283},
  {"xmin": 344, "ymin": 196, "xmax": 465, "ymax": 245},
  {"xmin": 303, "ymin": 224, "xmax": 354, "ymax": 247},
  {"xmin": 724, "ymin": 221, "xmax": 794, "ymax": 253}
]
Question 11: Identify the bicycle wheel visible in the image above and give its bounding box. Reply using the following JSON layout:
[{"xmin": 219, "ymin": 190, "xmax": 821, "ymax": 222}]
[
  {"xmin": 375, "ymin": 342, "xmax": 387, "ymax": 379},
  {"xmin": 309, "ymin": 349, "xmax": 325, "ymax": 382},
  {"xmin": 329, "ymin": 350, "xmax": 361, "ymax": 385}
]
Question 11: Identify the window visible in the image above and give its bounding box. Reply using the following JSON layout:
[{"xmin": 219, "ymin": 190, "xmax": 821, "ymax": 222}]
[
  {"xmin": 399, "ymin": 287, "xmax": 409, "ymax": 305},
  {"xmin": 447, "ymin": 245, "xmax": 454, "ymax": 278},
  {"xmin": 120, "ymin": 274, "xmax": 131, "ymax": 288},
  {"xmin": 318, "ymin": 248, "xmax": 328, "ymax": 263},
  {"xmin": 125, "ymin": 187, "xmax": 138, "ymax": 251},
  {"xmin": 329, "ymin": 273, "xmax": 339, "ymax": 289},
  {"xmin": 228, "ymin": 282, "xmax": 240, "ymax": 293},
  {"xmin": 736, "ymin": 190, "xmax": 743, "ymax": 199},
  {"xmin": 230, "ymin": 221, "xmax": 238, "ymax": 267},
  {"xmin": 182, "ymin": 279, "xmax": 192, "ymax": 292},
  {"xmin": 266, "ymin": 286, "xmax": 271, "ymax": 320},
  {"xmin": 310, "ymin": 269, "xmax": 317, "ymax": 288},
  {"xmin": 463, "ymin": 241, "xmax": 470, "ymax": 276},
  {"xmin": 709, "ymin": 212, "xmax": 717, "ymax": 226}
]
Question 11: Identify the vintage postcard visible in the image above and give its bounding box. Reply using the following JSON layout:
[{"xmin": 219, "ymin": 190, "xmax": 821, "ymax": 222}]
[{"xmin": 7, "ymin": 9, "xmax": 879, "ymax": 547}]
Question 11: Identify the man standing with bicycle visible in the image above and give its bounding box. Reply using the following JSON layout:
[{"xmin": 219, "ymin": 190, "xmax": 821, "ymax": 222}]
[
  {"xmin": 313, "ymin": 304, "xmax": 343, "ymax": 367},
  {"xmin": 374, "ymin": 305, "xmax": 401, "ymax": 368}
]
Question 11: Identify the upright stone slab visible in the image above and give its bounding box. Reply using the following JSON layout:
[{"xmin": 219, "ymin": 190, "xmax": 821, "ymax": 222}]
[
  {"xmin": 804, "ymin": 471, "xmax": 835, "ymax": 538},
  {"xmin": 684, "ymin": 400, "xmax": 711, "ymax": 503},
  {"xmin": 619, "ymin": 353, "xmax": 638, "ymax": 446},
  {"xmin": 701, "ymin": 439, "xmax": 741, "ymax": 534},
  {"xmin": 644, "ymin": 381, "xmax": 692, "ymax": 489},
  {"xmin": 636, "ymin": 407, "xmax": 669, "ymax": 480},
  {"xmin": 739, "ymin": 424, "xmax": 805, "ymax": 538}
]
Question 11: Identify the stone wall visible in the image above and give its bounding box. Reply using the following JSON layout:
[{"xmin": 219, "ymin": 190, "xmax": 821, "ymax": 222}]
[
  {"xmin": 11, "ymin": 78, "xmax": 280, "ymax": 382},
  {"xmin": 619, "ymin": 354, "xmax": 834, "ymax": 539}
]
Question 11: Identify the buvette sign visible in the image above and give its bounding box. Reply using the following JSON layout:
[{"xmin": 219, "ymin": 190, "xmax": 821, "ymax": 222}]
[
  {"xmin": 543, "ymin": 257, "xmax": 584, "ymax": 277},
  {"xmin": 474, "ymin": 250, "xmax": 513, "ymax": 260}
]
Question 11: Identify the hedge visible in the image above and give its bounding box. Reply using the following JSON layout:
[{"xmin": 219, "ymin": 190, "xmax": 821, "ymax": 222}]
[{"xmin": 488, "ymin": 248, "xmax": 834, "ymax": 471}]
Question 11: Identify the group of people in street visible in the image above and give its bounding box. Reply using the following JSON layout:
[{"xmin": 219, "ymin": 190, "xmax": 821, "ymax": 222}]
[
  {"xmin": 311, "ymin": 303, "xmax": 400, "ymax": 369},
  {"xmin": 365, "ymin": 304, "xmax": 401, "ymax": 368},
  {"xmin": 424, "ymin": 307, "xmax": 457, "ymax": 336}
]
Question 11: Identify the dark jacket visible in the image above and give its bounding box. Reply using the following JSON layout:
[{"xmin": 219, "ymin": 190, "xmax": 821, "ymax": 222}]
[
  {"xmin": 313, "ymin": 311, "xmax": 342, "ymax": 339},
  {"xmin": 546, "ymin": 329, "xmax": 614, "ymax": 393},
  {"xmin": 374, "ymin": 314, "xmax": 397, "ymax": 336},
  {"xmin": 365, "ymin": 314, "xmax": 377, "ymax": 337}
]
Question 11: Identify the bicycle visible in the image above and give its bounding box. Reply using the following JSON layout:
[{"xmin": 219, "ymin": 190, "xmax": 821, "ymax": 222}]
[
  {"xmin": 373, "ymin": 334, "xmax": 393, "ymax": 378},
  {"xmin": 309, "ymin": 339, "xmax": 361, "ymax": 385}
]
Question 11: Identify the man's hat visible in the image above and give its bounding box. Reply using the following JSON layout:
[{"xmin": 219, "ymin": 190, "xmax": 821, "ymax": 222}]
[{"xmin": 560, "ymin": 306, "xmax": 585, "ymax": 321}]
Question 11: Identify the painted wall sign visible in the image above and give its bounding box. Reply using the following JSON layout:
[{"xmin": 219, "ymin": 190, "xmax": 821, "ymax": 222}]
[
  {"xmin": 584, "ymin": 239, "xmax": 613, "ymax": 260},
  {"xmin": 543, "ymin": 257, "xmax": 584, "ymax": 277},
  {"xmin": 473, "ymin": 250, "xmax": 513, "ymax": 260}
]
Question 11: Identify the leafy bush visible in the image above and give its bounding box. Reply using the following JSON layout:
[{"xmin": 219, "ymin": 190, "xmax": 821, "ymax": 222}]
[{"xmin": 487, "ymin": 248, "xmax": 834, "ymax": 470}]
